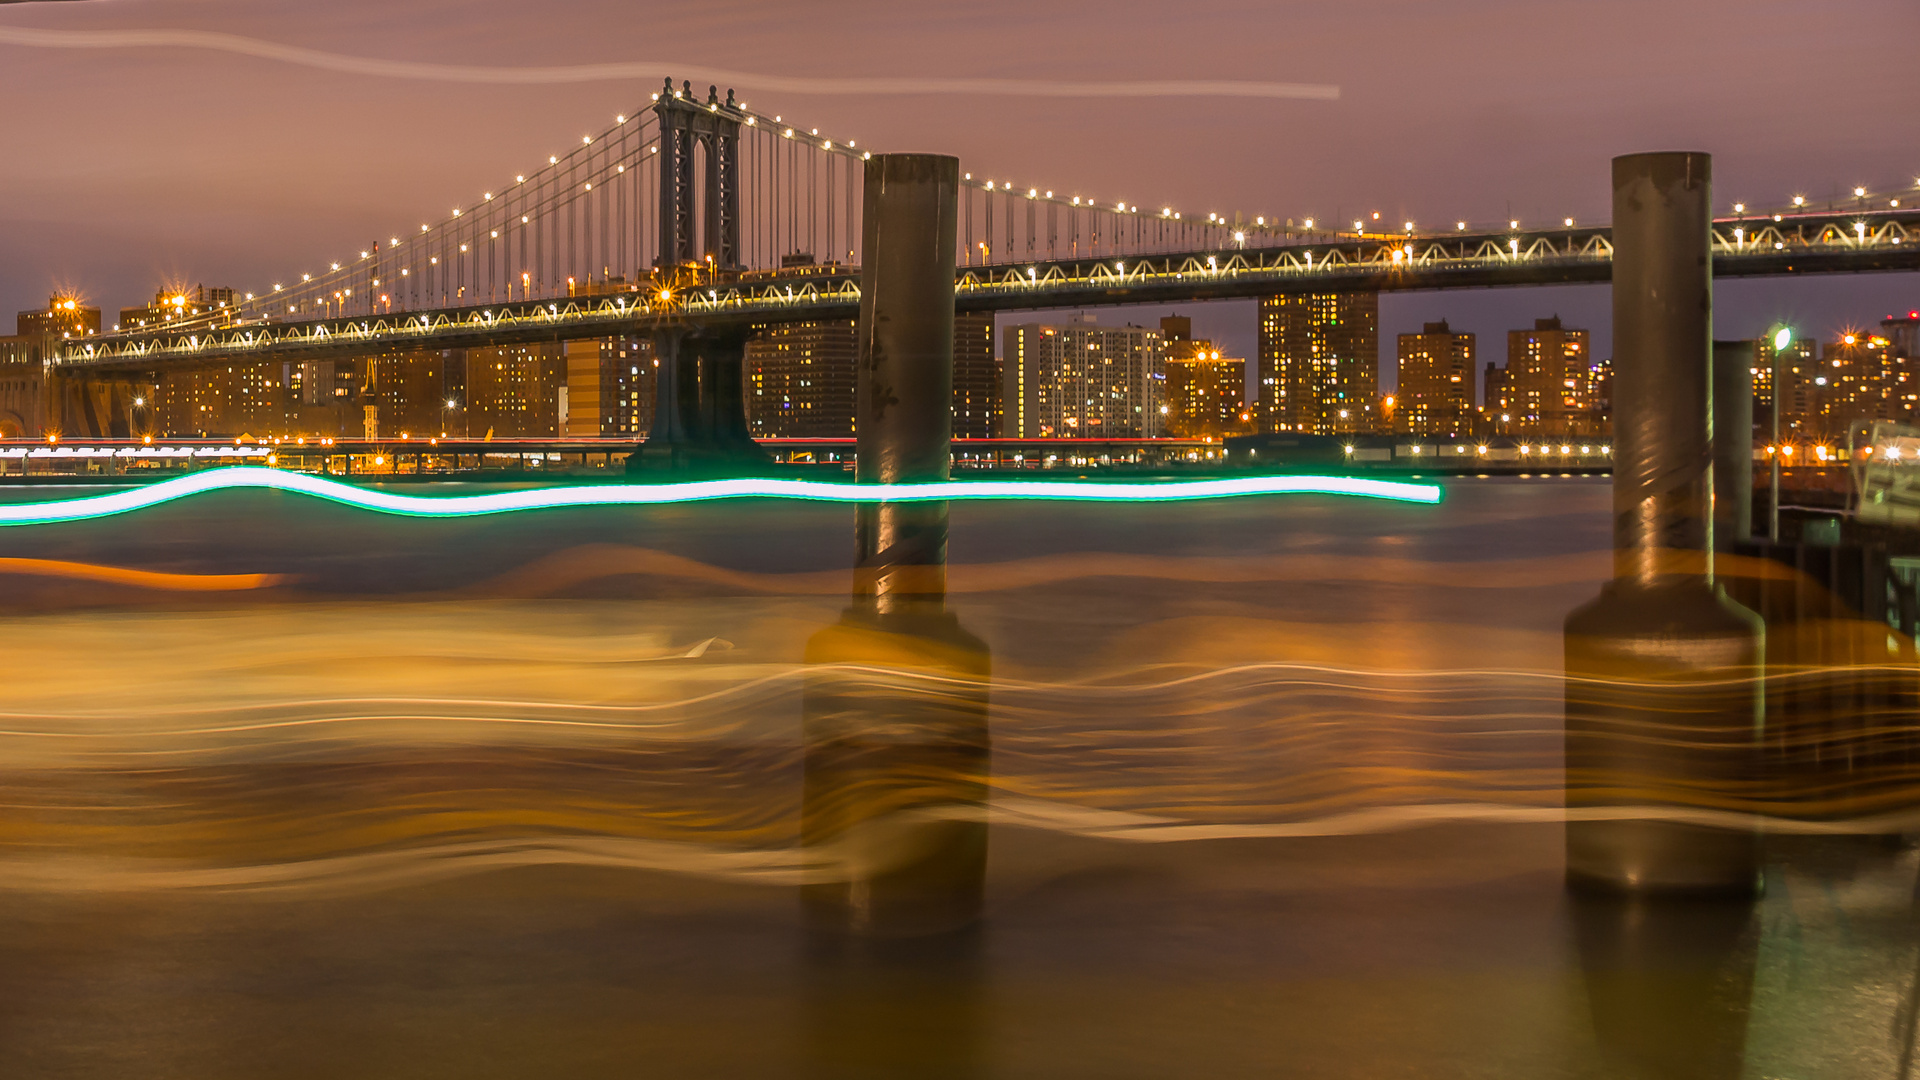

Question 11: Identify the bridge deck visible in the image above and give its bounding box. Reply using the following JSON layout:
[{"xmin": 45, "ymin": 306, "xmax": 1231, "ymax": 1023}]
[{"xmin": 54, "ymin": 207, "xmax": 1920, "ymax": 372}]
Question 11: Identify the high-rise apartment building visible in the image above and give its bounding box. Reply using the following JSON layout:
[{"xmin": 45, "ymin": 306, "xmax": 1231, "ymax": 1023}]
[
  {"xmin": 953, "ymin": 311, "xmax": 998, "ymax": 439},
  {"xmin": 559, "ymin": 340, "xmax": 604, "ymax": 438},
  {"xmin": 363, "ymin": 351, "xmax": 463, "ymax": 438},
  {"xmin": 1776, "ymin": 331, "xmax": 1917, "ymax": 437},
  {"xmin": 1751, "ymin": 338, "xmax": 1776, "ymax": 424},
  {"xmin": 1764, "ymin": 337, "xmax": 1820, "ymax": 437},
  {"xmin": 746, "ymin": 315, "xmax": 998, "ymax": 439},
  {"xmin": 161, "ymin": 350, "xmax": 465, "ymax": 439},
  {"xmin": 153, "ymin": 359, "xmax": 290, "ymax": 437},
  {"xmin": 466, "ymin": 343, "xmax": 565, "ymax": 438},
  {"xmin": 1588, "ymin": 354, "xmax": 1613, "ymax": 431},
  {"xmin": 747, "ymin": 319, "xmax": 858, "ymax": 438},
  {"xmin": 603, "ymin": 337, "xmax": 657, "ymax": 438},
  {"xmin": 1393, "ymin": 320, "xmax": 1475, "ymax": 435},
  {"xmin": 1500, "ymin": 316, "xmax": 1598, "ymax": 436},
  {"xmin": 1160, "ymin": 315, "xmax": 1250, "ymax": 438},
  {"xmin": 1883, "ymin": 312, "xmax": 1920, "ymax": 361},
  {"xmin": 1257, "ymin": 291, "xmax": 1378, "ymax": 434},
  {"xmin": 1483, "ymin": 361, "xmax": 1511, "ymax": 429},
  {"xmin": 1001, "ymin": 314, "xmax": 1164, "ymax": 438},
  {"xmin": 127, "ymin": 344, "xmax": 558, "ymax": 439}
]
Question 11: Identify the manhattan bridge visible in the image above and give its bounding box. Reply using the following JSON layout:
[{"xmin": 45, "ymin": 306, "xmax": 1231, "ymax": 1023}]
[{"xmin": 47, "ymin": 76, "xmax": 1920, "ymax": 455}]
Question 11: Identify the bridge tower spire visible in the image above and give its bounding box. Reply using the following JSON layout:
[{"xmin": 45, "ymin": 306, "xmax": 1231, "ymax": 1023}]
[{"xmin": 654, "ymin": 78, "xmax": 744, "ymax": 270}]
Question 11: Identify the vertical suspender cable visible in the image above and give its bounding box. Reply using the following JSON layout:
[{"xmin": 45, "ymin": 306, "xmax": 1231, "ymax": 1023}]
[
  {"xmin": 618, "ymin": 122, "xmax": 627, "ymax": 284},
  {"xmin": 580, "ymin": 149, "xmax": 587, "ymax": 291},
  {"xmin": 565, "ymin": 150, "xmax": 574, "ymax": 292},
  {"xmin": 964, "ymin": 183, "xmax": 971, "ymax": 265},
  {"xmin": 601, "ymin": 139, "xmax": 610, "ymax": 283}
]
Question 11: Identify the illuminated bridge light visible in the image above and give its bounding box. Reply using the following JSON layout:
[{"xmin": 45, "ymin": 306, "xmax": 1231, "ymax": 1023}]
[{"xmin": 0, "ymin": 469, "xmax": 1442, "ymax": 528}]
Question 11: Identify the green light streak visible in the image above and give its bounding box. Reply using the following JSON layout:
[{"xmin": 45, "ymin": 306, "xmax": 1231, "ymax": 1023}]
[{"xmin": 0, "ymin": 467, "xmax": 1441, "ymax": 527}]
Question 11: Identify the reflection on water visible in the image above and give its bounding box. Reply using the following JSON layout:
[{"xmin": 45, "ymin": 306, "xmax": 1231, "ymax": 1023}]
[
  {"xmin": 802, "ymin": 499, "xmax": 991, "ymax": 937},
  {"xmin": 1572, "ymin": 891, "xmax": 1758, "ymax": 1080},
  {"xmin": 0, "ymin": 478, "xmax": 1914, "ymax": 1076}
]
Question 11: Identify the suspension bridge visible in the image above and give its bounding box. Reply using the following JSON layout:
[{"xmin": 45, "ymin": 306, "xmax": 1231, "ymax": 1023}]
[{"xmin": 52, "ymin": 77, "xmax": 1920, "ymax": 374}]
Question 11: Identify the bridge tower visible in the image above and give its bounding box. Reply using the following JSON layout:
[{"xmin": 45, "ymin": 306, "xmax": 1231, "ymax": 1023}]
[
  {"xmin": 628, "ymin": 80, "xmax": 766, "ymax": 474},
  {"xmin": 654, "ymin": 80, "xmax": 743, "ymax": 270}
]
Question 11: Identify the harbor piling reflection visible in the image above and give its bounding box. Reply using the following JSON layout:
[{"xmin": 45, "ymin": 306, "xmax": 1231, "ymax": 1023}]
[
  {"xmin": 1572, "ymin": 891, "xmax": 1758, "ymax": 1080},
  {"xmin": 801, "ymin": 518, "xmax": 991, "ymax": 937}
]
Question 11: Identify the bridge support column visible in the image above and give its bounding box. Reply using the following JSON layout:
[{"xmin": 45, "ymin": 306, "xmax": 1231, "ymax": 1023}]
[
  {"xmin": 803, "ymin": 154, "xmax": 987, "ymax": 938},
  {"xmin": 625, "ymin": 325, "xmax": 771, "ymax": 475},
  {"xmin": 853, "ymin": 153, "xmax": 958, "ymax": 495},
  {"xmin": 44, "ymin": 371, "xmax": 132, "ymax": 440},
  {"xmin": 1564, "ymin": 151, "xmax": 1764, "ymax": 895},
  {"xmin": 1712, "ymin": 340, "xmax": 1755, "ymax": 546}
]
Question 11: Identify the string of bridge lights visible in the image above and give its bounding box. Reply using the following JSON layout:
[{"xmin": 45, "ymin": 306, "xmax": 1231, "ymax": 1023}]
[
  {"xmin": 161, "ymin": 68, "xmax": 1920, "ymax": 336},
  {"xmin": 231, "ymin": 84, "xmax": 903, "ymax": 322},
  {"xmin": 263, "ymin": 175, "xmax": 1920, "ymax": 313},
  {"xmin": 948, "ymin": 176, "xmax": 1920, "ymax": 251},
  {"xmin": 243, "ymin": 105, "xmax": 668, "ymax": 318}
]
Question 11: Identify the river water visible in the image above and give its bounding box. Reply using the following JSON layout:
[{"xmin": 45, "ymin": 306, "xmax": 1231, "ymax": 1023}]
[{"xmin": 0, "ymin": 475, "xmax": 1912, "ymax": 1078}]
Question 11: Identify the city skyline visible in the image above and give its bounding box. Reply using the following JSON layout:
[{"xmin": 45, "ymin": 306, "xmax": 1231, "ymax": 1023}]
[
  {"xmin": 2, "ymin": 1, "xmax": 1916, "ymax": 354},
  {"xmin": 10, "ymin": 286, "xmax": 1912, "ymax": 443}
]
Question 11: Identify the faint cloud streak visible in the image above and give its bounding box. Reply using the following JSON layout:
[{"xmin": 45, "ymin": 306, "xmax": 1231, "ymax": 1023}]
[{"xmin": 0, "ymin": 25, "xmax": 1339, "ymax": 99}]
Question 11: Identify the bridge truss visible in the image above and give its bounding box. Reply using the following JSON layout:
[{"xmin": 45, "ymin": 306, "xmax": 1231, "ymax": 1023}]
[{"xmin": 59, "ymin": 214, "xmax": 1920, "ymax": 371}]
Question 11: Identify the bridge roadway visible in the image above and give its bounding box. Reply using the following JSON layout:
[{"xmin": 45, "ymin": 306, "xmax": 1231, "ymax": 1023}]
[{"xmin": 55, "ymin": 206, "xmax": 1920, "ymax": 373}]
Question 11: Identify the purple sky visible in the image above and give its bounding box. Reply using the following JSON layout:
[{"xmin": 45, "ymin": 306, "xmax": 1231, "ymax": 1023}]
[{"xmin": 4, "ymin": 0, "xmax": 1918, "ymax": 393}]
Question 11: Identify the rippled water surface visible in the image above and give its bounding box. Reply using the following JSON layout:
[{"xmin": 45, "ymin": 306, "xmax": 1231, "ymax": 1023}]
[{"xmin": 1, "ymin": 476, "xmax": 1914, "ymax": 1078}]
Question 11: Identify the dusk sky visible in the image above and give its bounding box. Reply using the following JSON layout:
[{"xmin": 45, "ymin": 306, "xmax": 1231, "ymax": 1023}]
[{"xmin": 4, "ymin": 0, "xmax": 1917, "ymax": 391}]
